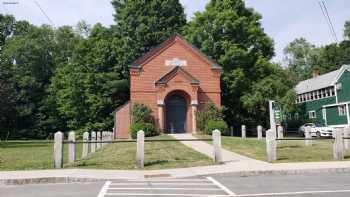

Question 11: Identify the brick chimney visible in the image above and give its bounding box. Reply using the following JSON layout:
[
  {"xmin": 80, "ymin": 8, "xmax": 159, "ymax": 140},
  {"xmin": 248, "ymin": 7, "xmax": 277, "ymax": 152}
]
[{"xmin": 312, "ymin": 69, "xmax": 320, "ymax": 78}]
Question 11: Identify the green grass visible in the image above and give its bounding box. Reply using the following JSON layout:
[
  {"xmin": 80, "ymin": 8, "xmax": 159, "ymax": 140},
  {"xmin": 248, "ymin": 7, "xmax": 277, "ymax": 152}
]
[
  {"xmin": 69, "ymin": 135, "xmax": 212, "ymax": 170},
  {"xmin": 0, "ymin": 135, "xmax": 212, "ymax": 171},
  {"xmin": 0, "ymin": 140, "xmax": 82, "ymax": 171},
  {"xmin": 197, "ymin": 135, "xmax": 350, "ymax": 163}
]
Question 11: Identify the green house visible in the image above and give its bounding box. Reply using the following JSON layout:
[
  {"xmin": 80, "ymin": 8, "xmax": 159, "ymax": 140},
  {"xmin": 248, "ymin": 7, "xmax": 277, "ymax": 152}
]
[{"xmin": 295, "ymin": 65, "xmax": 350, "ymax": 128}]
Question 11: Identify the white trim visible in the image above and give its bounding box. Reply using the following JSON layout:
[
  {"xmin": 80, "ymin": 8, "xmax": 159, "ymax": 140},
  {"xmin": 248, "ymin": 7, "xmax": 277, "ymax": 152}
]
[
  {"xmin": 334, "ymin": 85, "xmax": 338, "ymax": 103},
  {"xmin": 347, "ymin": 104, "xmax": 350, "ymax": 126},
  {"xmin": 332, "ymin": 65, "xmax": 350, "ymax": 85},
  {"xmin": 323, "ymin": 101, "xmax": 350, "ymax": 108},
  {"xmin": 322, "ymin": 108, "xmax": 327, "ymax": 126}
]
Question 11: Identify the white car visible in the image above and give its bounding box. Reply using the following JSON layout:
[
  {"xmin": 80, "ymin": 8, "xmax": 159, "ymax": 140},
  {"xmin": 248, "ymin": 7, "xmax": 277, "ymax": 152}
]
[{"xmin": 298, "ymin": 123, "xmax": 333, "ymax": 137}]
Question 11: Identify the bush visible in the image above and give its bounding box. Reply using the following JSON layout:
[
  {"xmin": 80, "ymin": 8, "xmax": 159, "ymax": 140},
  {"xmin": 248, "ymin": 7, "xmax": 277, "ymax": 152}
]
[
  {"xmin": 130, "ymin": 122, "xmax": 157, "ymax": 139},
  {"xmin": 196, "ymin": 102, "xmax": 224, "ymax": 132},
  {"xmin": 204, "ymin": 120, "xmax": 228, "ymax": 135},
  {"xmin": 132, "ymin": 103, "xmax": 153, "ymax": 124}
]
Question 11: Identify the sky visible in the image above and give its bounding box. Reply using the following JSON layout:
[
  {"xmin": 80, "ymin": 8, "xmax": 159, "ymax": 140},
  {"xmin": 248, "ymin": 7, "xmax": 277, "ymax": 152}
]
[{"xmin": 1, "ymin": 0, "xmax": 349, "ymax": 63}]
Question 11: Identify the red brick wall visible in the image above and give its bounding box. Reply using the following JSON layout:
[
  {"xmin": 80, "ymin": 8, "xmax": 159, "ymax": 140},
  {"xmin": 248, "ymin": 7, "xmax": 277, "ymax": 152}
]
[
  {"xmin": 130, "ymin": 37, "xmax": 221, "ymax": 134},
  {"xmin": 114, "ymin": 102, "xmax": 131, "ymax": 139}
]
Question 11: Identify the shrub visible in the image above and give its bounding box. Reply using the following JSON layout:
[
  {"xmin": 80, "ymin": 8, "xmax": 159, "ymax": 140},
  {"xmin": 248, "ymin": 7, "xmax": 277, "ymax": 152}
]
[
  {"xmin": 204, "ymin": 120, "xmax": 228, "ymax": 135},
  {"xmin": 132, "ymin": 103, "xmax": 153, "ymax": 124},
  {"xmin": 196, "ymin": 102, "xmax": 224, "ymax": 132},
  {"xmin": 130, "ymin": 122, "xmax": 157, "ymax": 139}
]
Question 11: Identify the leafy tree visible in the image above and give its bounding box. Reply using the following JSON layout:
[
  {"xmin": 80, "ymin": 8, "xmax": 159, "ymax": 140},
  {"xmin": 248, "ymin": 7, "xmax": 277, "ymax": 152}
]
[
  {"xmin": 48, "ymin": 23, "xmax": 129, "ymax": 135},
  {"xmin": 185, "ymin": 0, "xmax": 285, "ymax": 127},
  {"xmin": 344, "ymin": 20, "xmax": 350, "ymax": 40},
  {"xmin": 111, "ymin": 0, "xmax": 186, "ymax": 77}
]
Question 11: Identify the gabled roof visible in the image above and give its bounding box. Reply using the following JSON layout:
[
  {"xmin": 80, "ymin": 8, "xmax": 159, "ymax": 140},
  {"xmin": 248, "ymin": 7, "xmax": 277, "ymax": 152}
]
[
  {"xmin": 129, "ymin": 33, "xmax": 221, "ymax": 69},
  {"xmin": 295, "ymin": 65, "xmax": 350, "ymax": 94},
  {"xmin": 155, "ymin": 66, "xmax": 199, "ymax": 85}
]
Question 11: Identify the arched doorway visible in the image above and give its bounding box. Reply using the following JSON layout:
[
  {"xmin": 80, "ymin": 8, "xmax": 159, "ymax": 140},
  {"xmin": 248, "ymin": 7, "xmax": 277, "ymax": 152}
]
[{"xmin": 165, "ymin": 93, "xmax": 187, "ymax": 133}]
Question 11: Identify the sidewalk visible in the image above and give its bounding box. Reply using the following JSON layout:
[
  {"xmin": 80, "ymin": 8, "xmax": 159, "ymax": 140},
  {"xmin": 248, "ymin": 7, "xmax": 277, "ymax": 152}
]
[{"xmin": 2, "ymin": 134, "xmax": 350, "ymax": 185}]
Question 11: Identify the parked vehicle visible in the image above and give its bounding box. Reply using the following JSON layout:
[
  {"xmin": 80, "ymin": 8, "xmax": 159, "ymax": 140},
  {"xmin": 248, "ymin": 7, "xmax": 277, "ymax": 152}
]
[{"xmin": 298, "ymin": 123, "xmax": 333, "ymax": 137}]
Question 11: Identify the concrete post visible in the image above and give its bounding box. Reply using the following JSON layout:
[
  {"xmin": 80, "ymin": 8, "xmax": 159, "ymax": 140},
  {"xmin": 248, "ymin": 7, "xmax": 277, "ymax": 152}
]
[
  {"xmin": 333, "ymin": 128, "xmax": 344, "ymax": 160},
  {"xmin": 277, "ymin": 125, "xmax": 284, "ymax": 139},
  {"xmin": 344, "ymin": 126, "xmax": 350, "ymax": 150},
  {"xmin": 266, "ymin": 129, "xmax": 277, "ymax": 162},
  {"xmin": 136, "ymin": 130, "xmax": 144, "ymax": 169},
  {"xmin": 82, "ymin": 132, "xmax": 89, "ymax": 159},
  {"xmin": 305, "ymin": 126, "xmax": 312, "ymax": 146},
  {"xmin": 230, "ymin": 126, "xmax": 234, "ymax": 136},
  {"xmin": 101, "ymin": 131, "xmax": 105, "ymax": 147},
  {"xmin": 68, "ymin": 131, "xmax": 76, "ymax": 164},
  {"xmin": 212, "ymin": 129, "xmax": 222, "ymax": 163},
  {"xmin": 91, "ymin": 131, "xmax": 96, "ymax": 153},
  {"xmin": 54, "ymin": 131, "xmax": 64, "ymax": 169},
  {"xmin": 96, "ymin": 132, "xmax": 101, "ymax": 150},
  {"xmin": 257, "ymin": 125, "xmax": 263, "ymax": 140},
  {"xmin": 241, "ymin": 125, "xmax": 246, "ymax": 139}
]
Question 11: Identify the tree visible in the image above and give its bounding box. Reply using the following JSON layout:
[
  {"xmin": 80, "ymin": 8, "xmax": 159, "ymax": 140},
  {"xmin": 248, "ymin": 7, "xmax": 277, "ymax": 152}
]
[
  {"xmin": 48, "ymin": 23, "xmax": 129, "ymax": 135},
  {"xmin": 185, "ymin": 0, "xmax": 284, "ymax": 127},
  {"xmin": 344, "ymin": 20, "xmax": 350, "ymax": 40},
  {"xmin": 283, "ymin": 38, "xmax": 322, "ymax": 81},
  {"xmin": 111, "ymin": 0, "xmax": 186, "ymax": 77}
]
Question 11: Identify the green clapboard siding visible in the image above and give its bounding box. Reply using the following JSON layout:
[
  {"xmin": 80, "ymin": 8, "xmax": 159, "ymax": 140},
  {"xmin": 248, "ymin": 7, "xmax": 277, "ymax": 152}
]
[
  {"xmin": 337, "ymin": 70, "xmax": 350, "ymax": 103},
  {"xmin": 326, "ymin": 105, "xmax": 348, "ymax": 125},
  {"xmin": 297, "ymin": 97, "xmax": 336, "ymax": 125}
]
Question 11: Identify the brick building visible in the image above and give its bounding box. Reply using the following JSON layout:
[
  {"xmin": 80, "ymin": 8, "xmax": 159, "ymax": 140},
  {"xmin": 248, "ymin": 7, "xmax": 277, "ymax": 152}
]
[{"xmin": 114, "ymin": 34, "xmax": 222, "ymax": 138}]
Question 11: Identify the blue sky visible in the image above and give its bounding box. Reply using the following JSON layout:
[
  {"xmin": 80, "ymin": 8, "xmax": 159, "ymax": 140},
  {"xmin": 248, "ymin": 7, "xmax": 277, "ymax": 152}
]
[{"xmin": 1, "ymin": 0, "xmax": 349, "ymax": 63}]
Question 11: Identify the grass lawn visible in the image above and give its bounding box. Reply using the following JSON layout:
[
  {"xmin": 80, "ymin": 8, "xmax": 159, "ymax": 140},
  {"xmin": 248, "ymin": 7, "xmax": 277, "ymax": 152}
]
[
  {"xmin": 0, "ymin": 140, "xmax": 82, "ymax": 171},
  {"xmin": 69, "ymin": 135, "xmax": 212, "ymax": 170},
  {"xmin": 197, "ymin": 135, "xmax": 350, "ymax": 163},
  {"xmin": 0, "ymin": 135, "xmax": 212, "ymax": 171}
]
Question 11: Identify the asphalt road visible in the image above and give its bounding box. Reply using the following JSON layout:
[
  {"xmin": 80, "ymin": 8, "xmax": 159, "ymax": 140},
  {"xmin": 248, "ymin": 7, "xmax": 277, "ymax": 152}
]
[{"xmin": 1, "ymin": 172, "xmax": 350, "ymax": 197}]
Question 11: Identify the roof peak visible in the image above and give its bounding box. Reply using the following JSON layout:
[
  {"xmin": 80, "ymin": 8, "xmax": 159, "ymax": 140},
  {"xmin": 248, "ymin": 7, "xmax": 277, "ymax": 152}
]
[{"xmin": 129, "ymin": 33, "xmax": 221, "ymax": 69}]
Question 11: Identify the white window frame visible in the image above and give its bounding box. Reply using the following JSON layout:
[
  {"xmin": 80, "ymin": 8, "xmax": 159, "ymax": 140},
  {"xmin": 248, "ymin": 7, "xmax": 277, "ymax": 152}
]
[
  {"xmin": 339, "ymin": 105, "xmax": 347, "ymax": 116},
  {"xmin": 308, "ymin": 111, "xmax": 316, "ymax": 119},
  {"xmin": 322, "ymin": 108, "xmax": 326, "ymax": 120}
]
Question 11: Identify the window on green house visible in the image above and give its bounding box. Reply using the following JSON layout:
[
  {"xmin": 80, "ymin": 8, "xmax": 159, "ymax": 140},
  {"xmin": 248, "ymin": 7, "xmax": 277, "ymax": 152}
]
[
  {"xmin": 338, "ymin": 105, "xmax": 346, "ymax": 116},
  {"xmin": 308, "ymin": 111, "xmax": 316, "ymax": 119}
]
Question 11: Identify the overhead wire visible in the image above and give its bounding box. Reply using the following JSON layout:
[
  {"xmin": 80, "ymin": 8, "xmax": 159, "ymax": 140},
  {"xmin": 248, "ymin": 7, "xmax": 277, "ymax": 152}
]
[
  {"xmin": 33, "ymin": 0, "xmax": 55, "ymax": 28},
  {"xmin": 318, "ymin": 0, "xmax": 338, "ymax": 42}
]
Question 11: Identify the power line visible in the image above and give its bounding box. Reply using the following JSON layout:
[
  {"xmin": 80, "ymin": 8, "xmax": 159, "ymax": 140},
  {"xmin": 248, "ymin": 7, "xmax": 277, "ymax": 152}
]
[
  {"xmin": 318, "ymin": 0, "xmax": 338, "ymax": 42},
  {"xmin": 322, "ymin": 1, "xmax": 338, "ymax": 42},
  {"xmin": 33, "ymin": 0, "xmax": 55, "ymax": 28}
]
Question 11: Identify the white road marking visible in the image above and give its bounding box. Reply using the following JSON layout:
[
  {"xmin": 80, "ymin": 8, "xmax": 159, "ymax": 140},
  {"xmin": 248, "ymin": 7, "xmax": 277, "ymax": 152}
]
[
  {"xmin": 97, "ymin": 181, "xmax": 111, "ymax": 197},
  {"xmin": 233, "ymin": 189, "xmax": 350, "ymax": 196},
  {"xmin": 207, "ymin": 176, "xmax": 236, "ymax": 196},
  {"xmin": 125, "ymin": 179, "xmax": 210, "ymax": 182},
  {"xmin": 109, "ymin": 182, "xmax": 213, "ymax": 186},
  {"xmin": 108, "ymin": 187, "xmax": 221, "ymax": 191},
  {"xmin": 104, "ymin": 193, "xmax": 228, "ymax": 196}
]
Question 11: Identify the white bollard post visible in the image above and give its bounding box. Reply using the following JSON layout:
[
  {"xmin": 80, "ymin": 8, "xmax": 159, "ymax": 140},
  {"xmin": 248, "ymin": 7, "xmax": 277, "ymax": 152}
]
[
  {"xmin": 54, "ymin": 131, "xmax": 64, "ymax": 169},
  {"xmin": 101, "ymin": 131, "xmax": 105, "ymax": 147},
  {"xmin": 333, "ymin": 128, "xmax": 344, "ymax": 160},
  {"xmin": 257, "ymin": 125, "xmax": 263, "ymax": 140},
  {"xmin": 230, "ymin": 126, "xmax": 234, "ymax": 136},
  {"xmin": 212, "ymin": 129, "xmax": 222, "ymax": 163},
  {"xmin": 277, "ymin": 125, "xmax": 284, "ymax": 139},
  {"xmin": 96, "ymin": 132, "xmax": 101, "ymax": 150},
  {"xmin": 91, "ymin": 131, "xmax": 96, "ymax": 153},
  {"xmin": 68, "ymin": 131, "xmax": 76, "ymax": 164},
  {"xmin": 136, "ymin": 130, "xmax": 145, "ymax": 169},
  {"xmin": 82, "ymin": 132, "xmax": 89, "ymax": 159},
  {"xmin": 266, "ymin": 129, "xmax": 277, "ymax": 162},
  {"xmin": 305, "ymin": 126, "xmax": 312, "ymax": 146},
  {"xmin": 344, "ymin": 127, "xmax": 350, "ymax": 150},
  {"xmin": 241, "ymin": 125, "xmax": 246, "ymax": 139}
]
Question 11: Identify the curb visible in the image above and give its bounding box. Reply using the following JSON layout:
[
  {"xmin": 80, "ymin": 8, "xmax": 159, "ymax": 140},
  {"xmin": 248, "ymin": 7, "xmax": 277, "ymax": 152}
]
[{"xmin": 2, "ymin": 167, "xmax": 350, "ymax": 186}]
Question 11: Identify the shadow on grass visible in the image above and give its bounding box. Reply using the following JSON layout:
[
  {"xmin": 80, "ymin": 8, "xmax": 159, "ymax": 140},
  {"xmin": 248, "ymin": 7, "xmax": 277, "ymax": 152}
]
[
  {"xmin": 278, "ymin": 145, "xmax": 303, "ymax": 149},
  {"xmin": 144, "ymin": 160, "xmax": 169, "ymax": 167},
  {"xmin": 0, "ymin": 143, "xmax": 51, "ymax": 148}
]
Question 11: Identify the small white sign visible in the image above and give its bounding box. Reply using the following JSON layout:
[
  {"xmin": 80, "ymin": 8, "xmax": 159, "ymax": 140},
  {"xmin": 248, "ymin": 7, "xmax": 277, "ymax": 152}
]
[{"xmin": 165, "ymin": 58, "xmax": 187, "ymax": 67}]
